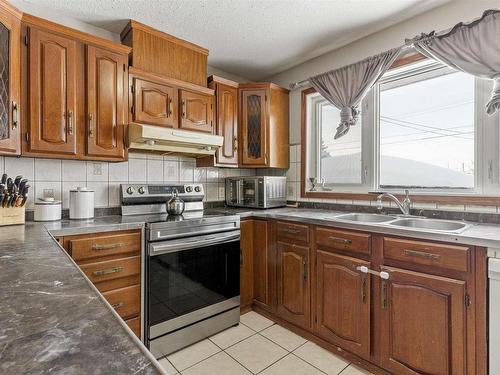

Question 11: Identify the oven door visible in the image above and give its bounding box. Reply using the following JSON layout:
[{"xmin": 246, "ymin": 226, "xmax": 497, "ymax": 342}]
[{"xmin": 147, "ymin": 230, "xmax": 240, "ymax": 340}]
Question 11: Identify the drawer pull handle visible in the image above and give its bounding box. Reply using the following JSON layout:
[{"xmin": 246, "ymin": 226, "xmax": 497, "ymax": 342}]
[
  {"xmin": 303, "ymin": 260, "xmax": 307, "ymax": 283},
  {"xmin": 93, "ymin": 266, "xmax": 124, "ymax": 276},
  {"xmin": 88, "ymin": 113, "xmax": 95, "ymax": 138},
  {"xmin": 381, "ymin": 281, "xmax": 388, "ymax": 309},
  {"xmin": 12, "ymin": 101, "xmax": 19, "ymax": 129},
  {"xmin": 403, "ymin": 249, "xmax": 440, "ymax": 261},
  {"xmin": 92, "ymin": 242, "xmax": 124, "ymax": 251},
  {"xmin": 67, "ymin": 110, "xmax": 74, "ymax": 135},
  {"xmin": 328, "ymin": 236, "xmax": 352, "ymax": 245},
  {"xmin": 168, "ymin": 98, "xmax": 173, "ymax": 116},
  {"xmin": 111, "ymin": 302, "xmax": 124, "ymax": 310},
  {"xmin": 283, "ymin": 228, "xmax": 300, "ymax": 234}
]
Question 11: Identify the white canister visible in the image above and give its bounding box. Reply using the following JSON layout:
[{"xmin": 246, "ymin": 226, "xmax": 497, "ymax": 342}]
[
  {"xmin": 69, "ymin": 187, "xmax": 95, "ymax": 219},
  {"xmin": 34, "ymin": 198, "xmax": 62, "ymax": 221}
]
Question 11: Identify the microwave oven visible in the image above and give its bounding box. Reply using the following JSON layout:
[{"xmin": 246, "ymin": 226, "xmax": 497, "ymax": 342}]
[{"xmin": 225, "ymin": 176, "xmax": 287, "ymax": 209}]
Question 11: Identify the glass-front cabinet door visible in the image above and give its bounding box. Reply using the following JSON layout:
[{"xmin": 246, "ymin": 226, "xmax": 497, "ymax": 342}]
[
  {"xmin": 240, "ymin": 89, "xmax": 267, "ymax": 166},
  {"xmin": 0, "ymin": 3, "xmax": 20, "ymax": 155}
]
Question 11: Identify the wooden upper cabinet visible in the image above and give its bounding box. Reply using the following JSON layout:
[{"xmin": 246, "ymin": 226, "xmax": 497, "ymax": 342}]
[
  {"xmin": 379, "ymin": 266, "xmax": 467, "ymax": 375},
  {"xmin": 0, "ymin": 2, "xmax": 21, "ymax": 155},
  {"xmin": 315, "ymin": 250, "xmax": 371, "ymax": 359},
  {"xmin": 26, "ymin": 27, "xmax": 78, "ymax": 155},
  {"xmin": 86, "ymin": 45, "xmax": 127, "ymax": 159},
  {"xmin": 240, "ymin": 88, "xmax": 267, "ymax": 166},
  {"xmin": 131, "ymin": 77, "xmax": 178, "ymax": 128},
  {"xmin": 179, "ymin": 89, "xmax": 213, "ymax": 133},
  {"xmin": 239, "ymin": 83, "xmax": 289, "ymax": 168},
  {"xmin": 276, "ymin": 242, "xmax": 311, "ymax": 329},
  {"xmin": 215, "ymin": 83, "xmax": 238, "ymax": 165}
]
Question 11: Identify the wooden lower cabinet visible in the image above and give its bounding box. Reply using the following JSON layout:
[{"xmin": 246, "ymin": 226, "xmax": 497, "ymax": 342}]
[
  {"xmin": 58, "ymin": 230, "xmax": 142, "ymax": 338},
  {"xmin": 240, "ymin": 220, "xmax": 254, "ymax": 311},
  {"xmin": 253, "ymin": 220, "xmax": 275, "ymax": 311},
  {"xmin": 276, "ymin": 241, "xmax": 311, "ymax": 329},
  {"xmin": 379, "ymin": 266, "xmax": 467, "ymax": 375},
  {"xmin": 240, "ymin": 220, "xmax": 486, "ymax": 375},
  {"xmin": 315, "ymin": 250, "xmax": 371, "ymax": 359}
]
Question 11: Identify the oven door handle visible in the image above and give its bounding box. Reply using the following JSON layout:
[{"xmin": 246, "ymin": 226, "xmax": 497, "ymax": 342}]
[{"xmin": 149, "ymin": 231, "xmax": 240, "ymax": 256}]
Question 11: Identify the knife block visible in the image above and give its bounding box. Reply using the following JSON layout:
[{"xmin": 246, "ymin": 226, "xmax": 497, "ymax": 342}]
[{"xmin": 0, "ymin": 206, "xmax": 25, "ymax": 226}]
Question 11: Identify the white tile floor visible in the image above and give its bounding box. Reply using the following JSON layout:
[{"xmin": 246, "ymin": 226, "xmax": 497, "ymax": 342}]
[{"xmin": 157, "ymin": 311, "xmax": 374, "ymax": 375}]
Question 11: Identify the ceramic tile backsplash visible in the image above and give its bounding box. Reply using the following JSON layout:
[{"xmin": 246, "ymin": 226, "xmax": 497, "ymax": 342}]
[{"xmin": 1, "ymin": 153, "xmax": 256, "ymax": 209}]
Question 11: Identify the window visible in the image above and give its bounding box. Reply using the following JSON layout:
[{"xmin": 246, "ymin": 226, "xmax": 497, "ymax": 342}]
[
  {"xmin": 379, "ymin": 65, "xmax": 475, "ymax": 189},
  {"xmin": 304, "ymin": 55, "xmax": 500, "ymax": 197}
]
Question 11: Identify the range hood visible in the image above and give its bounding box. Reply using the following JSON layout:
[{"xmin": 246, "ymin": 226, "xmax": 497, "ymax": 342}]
[{"xmin": 128, "ymin": 123, "xmax": 223, "ymax": 157}]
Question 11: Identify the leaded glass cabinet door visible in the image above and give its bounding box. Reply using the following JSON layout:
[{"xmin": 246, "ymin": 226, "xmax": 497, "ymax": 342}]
[
  {"xmin": 0, "ymin": 3, "xmax": 20, "ymax": 155},
  {"xmin": 241, "ymin": 89, "xmax": 267, "ymax": 166}
]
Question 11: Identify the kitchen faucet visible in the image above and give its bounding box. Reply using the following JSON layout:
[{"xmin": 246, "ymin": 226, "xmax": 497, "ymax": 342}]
[{"xmin": 375, "ymin": 189, "xmax": 412, "ymax": 216}]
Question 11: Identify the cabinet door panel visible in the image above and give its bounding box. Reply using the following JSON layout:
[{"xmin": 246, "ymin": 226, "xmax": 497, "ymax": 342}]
[
  {"xmin": 253, "ymin": 220, "xmax": 273, "ymax": 310},
  {"xmin": 216, "ymin": 84, "xmax": 238, "ymax": 165},
  {"xmin": 28, "ymin": 27, "xmax": 77, "ymax": 155},
  {"xmin": 179, "ymin": 89, "xmax": 213, "ymax": 133},
  {"xmin": 0, "ymin": 9, "xmax": 20, "ymax": 155},
  {"xmin": 276, "ymin": 242, "xmax": 310, "ymax": 329},
  {"xmin": 240, "ymin": 89, "xmax": 267, "ymax": 166},
  {"xmin": 315, "ymin": 250, "xmax": 370, "ymax": 359},
  {"xmin": 87, "ymin": 46, "xmax": 126, "ymax": 159},
  {"xmin": 379, "ymin": 266, "xmax": 466, "ymax": 375},
  {"xmin": 133, "ymin": 78, "xmax": 177, "ymax": 128}
]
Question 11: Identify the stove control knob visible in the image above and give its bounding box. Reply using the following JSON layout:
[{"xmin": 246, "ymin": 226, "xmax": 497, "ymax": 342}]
[
  {"xmin": 138, "ymin": 186, "xmax": 146, "ymax": 194},
  {"xmin": 194, "ymin": 186, "xmax": 201, "ymax": 193},
  {"xmin": 186, "ymin": 186, "xmax": 193, "ymax": 193},
  {"xmin": 126, "ymin": 187, "xmax": 135, "ymax": 195}
]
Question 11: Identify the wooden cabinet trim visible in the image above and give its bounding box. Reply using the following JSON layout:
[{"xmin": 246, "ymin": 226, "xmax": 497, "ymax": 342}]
[{"xmin": 23, "ymin": 13, "xmax": 131, "ymax": 54}]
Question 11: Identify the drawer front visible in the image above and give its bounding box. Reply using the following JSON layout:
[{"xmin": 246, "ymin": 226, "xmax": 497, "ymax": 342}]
[
  {"xmin": 383, "ymin": 237, "xmax": 470, "ymax": 272},
  {"xmin": 126, "ymin": 316, "xmax": 141, "ymax": 338},
  {"xmin": 102, "ymin": 284, "xmax": 140, "ymax": 320},
  {"xmin": 80, "ymin": 256, "xmax": 141, "ymax": 287},
  {"xmin": 70, "ymin": 232, "xmax": 141, "ymax": 263},
  {"xmin": 277, "ymin": 221, "xmax": 310, "ymax": 245},
  {"xmin": 315, "ymin": 227, "xmax": 371, "ymax": 255}
]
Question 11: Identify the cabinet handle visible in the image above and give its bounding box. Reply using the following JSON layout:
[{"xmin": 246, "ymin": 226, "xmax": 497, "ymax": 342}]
[
  {"xmin": 233, "ymin": 136, "xmax": 238, "ymax": 151},
  {"xmin": 111, "ymin": 302, "xmax": 124, "ymax": 310},
  {"xmin": 240, "ymin": 248, "xmax": 243, "ymax": 266},
  {"xmin": 361, "ymin": 275, "xmax": 367, "ymax": 304},
  {"xmin": 12, "ymin": 101, "xmax": 19, "ymax": 129},
  {"xmin": 283, "ymin": 228, "xmax": 300, "ymax": 234},
  {"xmin": 92, "ymin": 266, "xmax": 123, "ymax": 276},
  {"xmin": 88, "ymin": 114, "xmax": 95, "ymax": 138},
  {"xmin": 67, "ymin": 110, "xmax": 74, "ymax": 135},
  {"xmin": 403, "ymin": 249, "xmax": 440, "ymax": 261},
  {"xmin": 381, "ymin": 280, "xmax": 388, "ymax": 309},
  {"xmin": 92, "ymin": 242, "xmax": 123, "ymax": 251},
  {"xmin": 168, "ymin": 98, "xmax": 173, "ymax": 117},
  {"xmin": 182, "ymin": 100, "xmax": 186, "ymax": 118},
  {"xmin": 328, "ymin": 236, "xmax": 352, "ymax": 245},
  {"xmin": 303, "ymin": 260, "xmax": 307, "ymax": 283}
]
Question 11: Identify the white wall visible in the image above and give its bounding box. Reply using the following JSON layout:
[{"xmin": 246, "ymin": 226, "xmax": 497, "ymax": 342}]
[
  {"xmin": 266, "ymin": 0, "xmax": 500, "ymax": 144},
  {"xmin": 207, "ymin": 66, "xmax": 249, "ymax": 83}
]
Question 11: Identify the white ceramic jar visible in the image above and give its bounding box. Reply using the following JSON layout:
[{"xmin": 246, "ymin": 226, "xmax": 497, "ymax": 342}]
[
  {"xmin": 34, "ymin": 198, "xmax": 62, "ymax": 221},
  {"xmin": 69, "ymin": 187, "xmax": 95, "ymax": 219}
]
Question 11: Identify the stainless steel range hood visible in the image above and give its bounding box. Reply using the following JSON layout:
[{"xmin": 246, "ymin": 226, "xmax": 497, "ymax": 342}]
[{"xmin": 128, "ymin": 123, "xmax": 223, "ymax": 157}]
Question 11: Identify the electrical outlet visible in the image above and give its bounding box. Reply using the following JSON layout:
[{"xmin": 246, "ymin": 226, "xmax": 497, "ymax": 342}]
[{"xmin": 93, "ymin": 163, "xmax": 102, "ymax": 176}]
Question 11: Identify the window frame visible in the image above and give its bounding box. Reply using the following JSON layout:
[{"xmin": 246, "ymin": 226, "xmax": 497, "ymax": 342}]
[{"xmin": 300, "ymin": 53, "xmax": 500, "ymax": 206}]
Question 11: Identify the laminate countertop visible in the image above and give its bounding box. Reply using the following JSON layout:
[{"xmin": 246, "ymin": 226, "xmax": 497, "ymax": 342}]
[{"xmin": 3, "ymin": 207, "xmax": 500, "ymax": 374}]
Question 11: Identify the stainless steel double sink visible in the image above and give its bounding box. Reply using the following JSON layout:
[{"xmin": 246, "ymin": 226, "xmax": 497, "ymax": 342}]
[{"xmin": 327, "ymin": 213, "xmax": 470, "ymax": 233}]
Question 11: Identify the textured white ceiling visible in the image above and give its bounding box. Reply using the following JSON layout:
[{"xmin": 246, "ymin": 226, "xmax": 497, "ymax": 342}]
[{"xmin": 14, "ymin": 0, "xmax": 450, "ymax": 80}]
